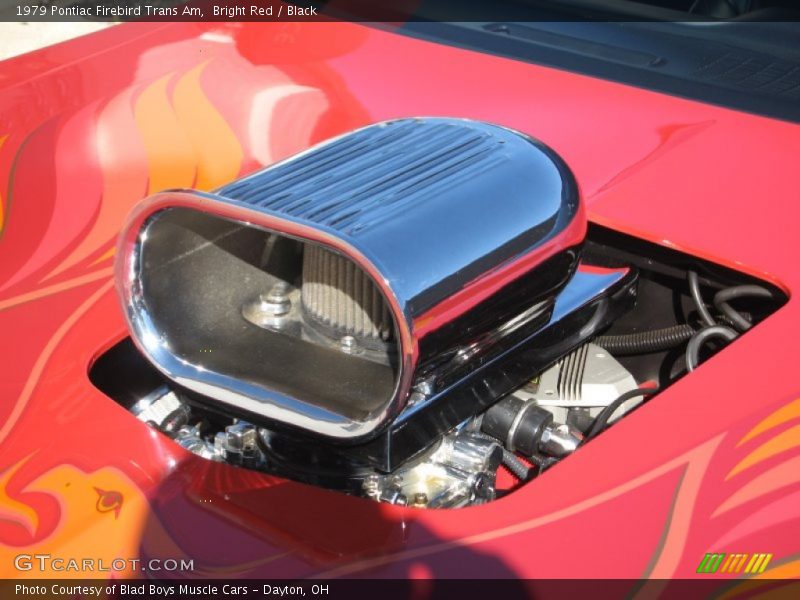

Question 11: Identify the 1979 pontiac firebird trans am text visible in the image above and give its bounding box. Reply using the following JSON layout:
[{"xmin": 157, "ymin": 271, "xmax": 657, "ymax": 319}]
[
  {"xmin": 15, "ymin": 4, "xmax": 205, "ymax": 18},
  {"xmin": 14, "ymin": 3, "xmax": 319, "ymax": 18}
]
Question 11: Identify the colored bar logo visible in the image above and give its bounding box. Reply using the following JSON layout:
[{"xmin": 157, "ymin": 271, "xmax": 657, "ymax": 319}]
[{"xmin": 697, "ymin": 553, "xmax": 772, "ymax": 574}]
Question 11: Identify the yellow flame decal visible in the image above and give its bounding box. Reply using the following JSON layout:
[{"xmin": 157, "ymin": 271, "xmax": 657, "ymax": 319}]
[
  {"xmin": 134, "ymin": 63, "xmax": 243, "ymax": 196},
  {"xmin": 0, "ymin": 463, "xmax": 151, "ymax": 578}
]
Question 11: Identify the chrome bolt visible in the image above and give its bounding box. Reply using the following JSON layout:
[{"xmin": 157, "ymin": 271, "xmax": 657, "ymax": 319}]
[
  {"xmin": 340, "ymin": 335, "xmax": 358, "ymax": 354},
  {"xmin": 260, "ymin": 282, "xmax": 291, "ymax": 316},
  {"xmin": 242, "ymin": 282, "xmax": 292, "ymax": 327}
]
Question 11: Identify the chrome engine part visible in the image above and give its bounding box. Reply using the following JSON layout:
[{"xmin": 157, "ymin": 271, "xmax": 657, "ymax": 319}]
[
  {"xmin": 539, "ymin": 424, "xmax": 583, "ymax": 458},
  {"xmin": 134, "ymin": 386, "xmax": 504, "ymax": 508},
  {"xmin": 127, "ymin": 341, "xmax": 643, "ymax": 508},
  {"xmin": 214, "ymin": 422, "xmax": 267, "ymax": 469},
  {"xmin": 361, "ymin": 432, "xmax": 503, "ymax": 508},
  {"xmin": 116, "ymin": 117, "xmax": 640, "ymax": 473},
  {"xmin": 131, "ymin": 387, "xmax": 190, "ymax": 435},
  {"xmin": 174, "ymin": 425, "xmax": 221, "ymax": 461},
  {"xmin": 132, "ymin": 390, "xmax": 267, "ymax": 468},
  {"xmin": 111, "ymin": 117, "xmax": 657, "ymax": 508}
]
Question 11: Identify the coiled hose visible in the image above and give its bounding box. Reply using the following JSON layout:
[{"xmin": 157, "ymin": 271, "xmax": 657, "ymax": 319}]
[
  {"xmin": 683, "ymin": 273, "xmax": 773, "ymax": 370},
  {"xmin": 685, "ymin": 325, "xmax": 738, "ymax": 372},
  {"xmin": 714, "ymin": 285, "xmax": 773, "ymax": 332},
  {"xmin": 688, "ymin": 271, "xmax": 717, "ymax": 327},
  {"xmin": 596, "ymin": 324, "xmax": 695, "ymax": 355}
]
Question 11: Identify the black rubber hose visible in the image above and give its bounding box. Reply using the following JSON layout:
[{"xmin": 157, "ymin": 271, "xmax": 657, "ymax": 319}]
[
  {"xmin": 584, "ymin": 387, "xmax": 659, "ymax": 441},
  {"xmin": 685, "ymin": 325, "xmax": 738, "ymax": 372},
  {"xmin": 596, "ymin": 324, "xmax": 695, "ymax": 355},
  {"xmin": 473, "ymin": 430, "xmax": 533, "ymax": 481},
  {"xmin": 713, "ymin": 285, "xmax": 773, "ymax": 332},
  {"xmin": 501, "ymin": 449, "xmax": 531, "ymax": 481},
  {"xmin": 688, "ymin": 271, "xmax": 717, "ymax": 327},
  {"xmin": 717, "ymin": 311, "xmax": 752, "ymax": 330}
]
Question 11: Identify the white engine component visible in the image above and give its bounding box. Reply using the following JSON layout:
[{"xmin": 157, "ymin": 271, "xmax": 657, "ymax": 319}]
[{"xmin": 513, "ymin": 343, "xmax": 638, "ymax": 424}]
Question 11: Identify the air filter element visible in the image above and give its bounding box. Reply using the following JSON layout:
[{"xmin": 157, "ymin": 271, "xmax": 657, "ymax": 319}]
[{"xmin": 301, "ymin": 245, "xmax": 393, "ymax": 346}]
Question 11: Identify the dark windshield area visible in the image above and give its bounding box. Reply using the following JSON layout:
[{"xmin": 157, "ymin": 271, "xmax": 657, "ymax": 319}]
[{"xmin": 400, "ymin": 19, "xmax": 800, "ymax": 122}]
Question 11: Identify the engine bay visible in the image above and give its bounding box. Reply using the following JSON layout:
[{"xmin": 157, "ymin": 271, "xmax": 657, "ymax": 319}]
[
  {"xmin": 91, "ymin": 119, "xmax": 785, "ymax": 509},
  {"xmin": 92, "ymin": 223, "xmax": 784, "ymax": 508}
]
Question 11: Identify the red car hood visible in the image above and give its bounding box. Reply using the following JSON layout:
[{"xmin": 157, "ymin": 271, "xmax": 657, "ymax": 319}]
[{"xmin": 0, "ymin": 21, "xmax": 799, "ymax": 582}]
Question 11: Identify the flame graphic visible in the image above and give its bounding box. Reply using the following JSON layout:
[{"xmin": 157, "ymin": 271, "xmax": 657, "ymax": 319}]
[
  {"xmin": 0, "ymin": 461, "xmax": 151, "ymax": 578},
  {"xmin": 0, "ymin": 38, "xmax": 368, "ymax": 579},
  {"xmin": 0, "ymin": 51, "xmax": 359, "ymax": 307},
  {"xmin": 714, "ymin": 399, "xmax": 800, "ymax": 526},
  {"xmin": 48, "ymin": 61, "xmax": 244, "ymax": 280},
  {"xmin": 698, "ymin": 397, "xmax": 800, "ymax": 586},
  {"xmin": 0, "ymin": 457, "xmax": 39, "ymax": 537},
  {"xmin": 0, "ymin": 457, "xmax": 298, "ymax": 579},
  {"xmin": 726, "ymin": 424, "xmax": 800, "ymax": 481}
]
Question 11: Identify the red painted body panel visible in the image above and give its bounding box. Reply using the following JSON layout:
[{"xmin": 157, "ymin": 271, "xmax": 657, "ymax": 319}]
[{"xmin": 1, "ymin": 21, "xmax": 799, "ymax": 584}]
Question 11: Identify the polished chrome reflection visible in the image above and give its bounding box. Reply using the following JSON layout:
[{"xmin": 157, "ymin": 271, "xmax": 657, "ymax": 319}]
[{"xmin": 117, "ymin": 118, "xmax": 586, "ymax": 442}]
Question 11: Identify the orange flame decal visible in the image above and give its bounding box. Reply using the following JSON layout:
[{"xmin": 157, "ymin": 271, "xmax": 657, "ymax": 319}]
[
  {"xmin": 726, "ymin": 423, "xmax": 800, "ymax": 480},
  {"xmin": 172, "ymin": 62, "xmax": 244, "ymax": 190},
  {"xmin": 45, "ymin": 60, "xmax": 244, "ymax": 280},
  {"xmin": 738, "ymin": 398, "xmax": 800, "ymax": 446},
  {"xmin": 0, "ymin": 457, "xmax": 38, "ymax": 537},
  {"xmin": 714, "ymin": 454, "xmax": 800, "ymax": 516},
  {"xmin": 136, "ymin": 73, "xmax": 198, "ymax": 194},
  {"xmin": 0, "ymin": 463, "xmax": 152, "ymax": 578}
]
